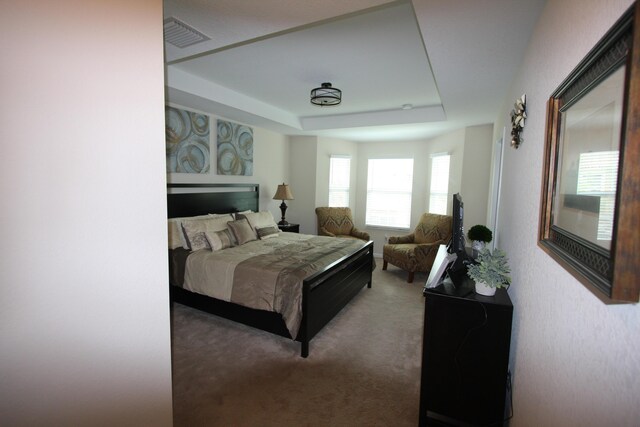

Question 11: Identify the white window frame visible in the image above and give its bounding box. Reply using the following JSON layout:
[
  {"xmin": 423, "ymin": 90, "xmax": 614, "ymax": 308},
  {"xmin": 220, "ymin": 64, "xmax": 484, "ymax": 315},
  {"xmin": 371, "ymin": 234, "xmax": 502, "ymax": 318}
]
[
  {"xmin": 328, "ymin": 155, "xmax": 351, "ymax": 208},
  {"xmin": 428, "ymin": 152, "xmax": 451, "ymax": 215},
  {"xmin": 365, "ymin": 158, "xmax": 414, "ymax": 229}
]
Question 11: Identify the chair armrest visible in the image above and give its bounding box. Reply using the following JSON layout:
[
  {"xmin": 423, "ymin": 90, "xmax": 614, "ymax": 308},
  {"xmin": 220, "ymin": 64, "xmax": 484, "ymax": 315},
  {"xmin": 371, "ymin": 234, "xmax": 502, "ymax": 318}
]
[
  {"xmin": 351, "ymin": 228, "xmax": 370, "ymax": 241},
  {"xmin": 388, "ymin": 233, "xmax": 415, "ymax": 244},
  {"xmin": 319, "ymin": 226, "xmax": 336, "ymax": 237},
  {"xmin": 414, "ymin": 240, "xmax": 447, "ymax": 266}
]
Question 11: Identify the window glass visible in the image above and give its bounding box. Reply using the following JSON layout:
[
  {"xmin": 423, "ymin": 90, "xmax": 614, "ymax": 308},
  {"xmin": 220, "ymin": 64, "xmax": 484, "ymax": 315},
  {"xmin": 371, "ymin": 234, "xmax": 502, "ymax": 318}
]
[
  {"xmin": 329, "ymin": 156, "xmax": 351, "ymax": 207},
  {"xmin": 576, "ymin": 150, "xmax": 618, "ymax": 241},
  {"xmin": 365, "ymin": 158, "xmax": 414, "ymax": 228}
]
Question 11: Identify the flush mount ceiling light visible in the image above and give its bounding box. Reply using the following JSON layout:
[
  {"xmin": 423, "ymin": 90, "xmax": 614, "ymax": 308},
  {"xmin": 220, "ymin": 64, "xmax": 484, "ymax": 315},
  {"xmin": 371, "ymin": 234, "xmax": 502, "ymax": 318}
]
[{"xmin": 310, "ymin": 82, "xmax": 342, "ymax": 106}]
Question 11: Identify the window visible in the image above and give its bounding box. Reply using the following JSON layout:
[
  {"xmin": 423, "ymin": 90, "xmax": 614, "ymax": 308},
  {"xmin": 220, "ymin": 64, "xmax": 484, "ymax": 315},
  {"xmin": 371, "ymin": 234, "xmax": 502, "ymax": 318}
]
[
  {"xmin": 328, "ymin": 156, "xmax": 351, "ymax": 207},
  {"xmin": 576, "ymin": 150, "xmax": 619, "ymax": 241},
  {"xmin": 365, "ymin": 158, "xmax": 414, "ymax": 228},
  {"xmin": 428, "ymin": 153, "xmax": 451, "ymax": 215}
]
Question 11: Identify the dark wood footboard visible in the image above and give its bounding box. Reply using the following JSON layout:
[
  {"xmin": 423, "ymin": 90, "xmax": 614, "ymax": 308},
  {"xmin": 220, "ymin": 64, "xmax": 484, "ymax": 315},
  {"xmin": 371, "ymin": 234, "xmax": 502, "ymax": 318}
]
[
  {"xmin": 299, "ymin": 240, "xmax": 374, "ymax": 357},
  {"xmin": 170, "ymin": 241, "xmax": 374, "ymax": 357}
]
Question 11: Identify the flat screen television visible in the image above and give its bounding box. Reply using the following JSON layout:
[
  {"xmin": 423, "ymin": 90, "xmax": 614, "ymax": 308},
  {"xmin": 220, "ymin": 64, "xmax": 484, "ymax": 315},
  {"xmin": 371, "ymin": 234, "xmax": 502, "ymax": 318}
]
[
  {"xmin": 448, "ymin": 193, "xmax": 469, "ymax": 271},
  {"xmin": 448, "ymin": 193, "xmax": 465, "ymax": 254}
]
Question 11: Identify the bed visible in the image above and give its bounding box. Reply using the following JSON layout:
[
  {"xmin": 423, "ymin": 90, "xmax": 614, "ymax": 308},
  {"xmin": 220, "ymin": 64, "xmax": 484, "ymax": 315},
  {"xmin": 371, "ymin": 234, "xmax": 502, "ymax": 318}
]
[{"xmin": 167, "ymin": 183, "xmax": 374, "ymax": 357}]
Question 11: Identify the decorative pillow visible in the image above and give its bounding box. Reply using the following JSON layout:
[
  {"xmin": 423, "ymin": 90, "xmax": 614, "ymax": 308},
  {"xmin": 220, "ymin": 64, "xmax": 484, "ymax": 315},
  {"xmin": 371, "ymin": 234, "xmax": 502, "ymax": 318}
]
[
  {"xmin": 168, "ymin": 214, "xmax": 213, "ymax": 249},
  {"xmin": 181, "ymin": 214, "xmax": 234, "ymax": 250},
  {"xmin": 227, "ymin": 218, "xmax": 258, "ymax": 245},
  {"xmin": 205, "ymin": 229, "xmax": 236, "ymax": 251},
  {"xmin": 233, "ymin": 210, "xmax": 253, "ymax": 219},
  {"xmin": 237, "ymin": 211, "xmax": 279, "ymax": 237},
  {"xmin": 256, "ymin": 226, "xmax": 280, "ymax": 240}
]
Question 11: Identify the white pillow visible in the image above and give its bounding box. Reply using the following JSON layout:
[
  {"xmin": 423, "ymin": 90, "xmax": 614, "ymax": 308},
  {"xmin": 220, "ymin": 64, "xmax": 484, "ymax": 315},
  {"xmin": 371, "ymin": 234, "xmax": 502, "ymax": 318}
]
[
  {"xmin": 181, "ymin": 214, "xmax": 234, "ymax": 250},
  {"xmin": 168, "ymin": 214, "xmax": 212, "ymax": 249}
]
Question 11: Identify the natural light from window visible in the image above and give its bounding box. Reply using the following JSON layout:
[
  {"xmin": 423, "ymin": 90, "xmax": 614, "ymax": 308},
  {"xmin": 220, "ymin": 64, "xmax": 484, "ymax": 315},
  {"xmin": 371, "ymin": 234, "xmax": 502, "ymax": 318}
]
[
  {"xmin": 365, "ymin": 158, "xmax": 414, "ymax": 228},
  {"xmin": 576, "ymin": 150, "xmax": 618, "ymax": 241},
  {"xmin": 428, "ymin": 153, "xmax": 450, "ymax": 215},
  {"xmin": 329, "ymin": 156, "xmax": 351, "ymax": 207}
]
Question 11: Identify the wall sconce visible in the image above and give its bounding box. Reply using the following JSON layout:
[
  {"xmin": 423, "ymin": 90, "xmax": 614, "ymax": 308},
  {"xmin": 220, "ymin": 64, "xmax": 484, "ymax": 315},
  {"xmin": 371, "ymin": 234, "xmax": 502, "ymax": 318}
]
[{"xmin": 510, "ymin": 94, "xmax": 527, "ymax": 148}]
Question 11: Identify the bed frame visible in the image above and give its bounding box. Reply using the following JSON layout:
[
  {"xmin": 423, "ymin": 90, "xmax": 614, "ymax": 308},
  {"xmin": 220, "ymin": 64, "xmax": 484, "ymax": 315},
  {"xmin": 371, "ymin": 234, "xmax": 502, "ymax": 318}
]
[{"xmin": 167, "ymin": 183, "xmax": 374, "ymax": 357}]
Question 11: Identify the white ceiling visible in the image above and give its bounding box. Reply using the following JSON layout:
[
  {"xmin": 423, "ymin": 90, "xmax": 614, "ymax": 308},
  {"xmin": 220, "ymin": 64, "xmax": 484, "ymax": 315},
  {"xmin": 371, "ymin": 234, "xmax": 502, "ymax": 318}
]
[{"xmin": 164, "ymin": 0, "xmax": 546, "ymax": 142}]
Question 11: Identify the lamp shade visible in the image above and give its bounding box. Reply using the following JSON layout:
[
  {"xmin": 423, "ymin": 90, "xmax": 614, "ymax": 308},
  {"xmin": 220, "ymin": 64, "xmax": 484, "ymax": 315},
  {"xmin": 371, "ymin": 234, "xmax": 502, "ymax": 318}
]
[{"xmin": 273, "ymin": 183, "xmax": 294, "ymax": 200}]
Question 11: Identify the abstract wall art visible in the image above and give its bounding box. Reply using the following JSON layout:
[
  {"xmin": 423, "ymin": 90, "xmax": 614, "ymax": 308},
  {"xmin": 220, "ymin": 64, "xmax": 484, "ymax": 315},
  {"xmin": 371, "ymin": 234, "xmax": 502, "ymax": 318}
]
[
  {"xmin": 165, "ymin": 106, "xmax": 210, "ymax": 174},
  {"xmin": 216, "ymin": 119, "xmax": 253, "ymax": 176}
]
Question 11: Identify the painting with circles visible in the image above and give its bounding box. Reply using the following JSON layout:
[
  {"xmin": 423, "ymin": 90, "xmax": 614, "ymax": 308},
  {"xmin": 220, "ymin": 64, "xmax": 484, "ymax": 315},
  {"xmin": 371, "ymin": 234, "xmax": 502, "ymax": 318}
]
[
  {"xmin": 216, "ymin": 119, "xmax": 254, "ymax": 176},
  {"xmin": 165, "ymin": 106, "xmax": 210, "ymax": 173}
]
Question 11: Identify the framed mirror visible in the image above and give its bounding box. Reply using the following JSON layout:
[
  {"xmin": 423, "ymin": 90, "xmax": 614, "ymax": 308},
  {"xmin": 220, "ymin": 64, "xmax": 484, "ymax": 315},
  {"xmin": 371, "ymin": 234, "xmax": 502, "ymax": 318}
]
[{"xmin": 539, "ymin": 4, "xmax": 640, "ymax": 303}]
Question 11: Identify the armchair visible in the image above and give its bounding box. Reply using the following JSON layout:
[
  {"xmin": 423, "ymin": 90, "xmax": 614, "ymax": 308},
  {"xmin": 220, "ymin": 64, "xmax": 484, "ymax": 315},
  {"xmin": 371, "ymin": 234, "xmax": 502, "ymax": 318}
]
[
  {"xmin": 315, "ymin": 207, "xmax": 370, "ymax": 241},
  {"xmin": 382, "ymin": 213, "xmax": 452, "ymax": 283}
]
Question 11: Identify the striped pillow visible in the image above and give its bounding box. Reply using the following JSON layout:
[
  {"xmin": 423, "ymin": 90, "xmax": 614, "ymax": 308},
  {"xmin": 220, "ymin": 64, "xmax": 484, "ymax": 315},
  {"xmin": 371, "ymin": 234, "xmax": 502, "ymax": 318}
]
[
  {"xmin": 205, "ymin": 229, "xmax": 235, "ymax": 251},
  {"xmin": 256, "ymin": 226, "xmax": 280, "ymax": 239}
]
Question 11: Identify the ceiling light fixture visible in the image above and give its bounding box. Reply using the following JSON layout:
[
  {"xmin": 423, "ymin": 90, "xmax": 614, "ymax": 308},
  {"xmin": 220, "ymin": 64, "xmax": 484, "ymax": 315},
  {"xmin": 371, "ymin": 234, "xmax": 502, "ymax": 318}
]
[{"xmin": 310, "ymin": 82, "xmax": 342, "ymax": 106}]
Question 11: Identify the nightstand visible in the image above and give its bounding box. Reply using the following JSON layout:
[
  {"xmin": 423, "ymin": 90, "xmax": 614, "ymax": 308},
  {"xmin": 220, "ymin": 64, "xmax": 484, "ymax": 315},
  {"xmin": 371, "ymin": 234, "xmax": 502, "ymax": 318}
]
[{"xmin": 278, "ymin": 223, "xmax": 299, "ymax": 233}]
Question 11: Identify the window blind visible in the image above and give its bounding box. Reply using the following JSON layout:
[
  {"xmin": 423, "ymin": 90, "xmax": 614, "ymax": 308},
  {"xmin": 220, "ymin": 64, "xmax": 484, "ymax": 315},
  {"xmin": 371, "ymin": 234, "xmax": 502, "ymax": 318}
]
[
  {"xmin": 576, "ymin": 150, "xmax": 619, "ymax": 241},
  {"xmin": 329, "ymin": 156, "xmax": 351, "ymax": 207},
  {"xmin": 365, "ymin": 158, "xmax": 414, "ymax": 228}
]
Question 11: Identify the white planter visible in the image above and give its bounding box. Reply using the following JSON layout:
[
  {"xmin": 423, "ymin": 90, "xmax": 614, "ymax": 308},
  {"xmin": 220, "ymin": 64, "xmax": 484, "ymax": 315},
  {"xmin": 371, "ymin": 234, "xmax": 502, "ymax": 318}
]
[
  {"xmin": 475, "ymin": 280, "xmax": 496, "ymax": 296},
  {"xmin": 471, "ymin": 240, "xmax": 486, "ymax": 257}
]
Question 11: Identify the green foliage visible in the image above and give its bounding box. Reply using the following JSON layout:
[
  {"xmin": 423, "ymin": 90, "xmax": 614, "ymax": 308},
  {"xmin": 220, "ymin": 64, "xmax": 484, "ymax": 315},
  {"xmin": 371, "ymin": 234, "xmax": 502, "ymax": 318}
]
[
  {"xmin": 467, "ymin": 224, "xmax": 493, "ymax": 243},
  {"xmin": 466, "ymin": 248, "xmax": 511, "ymax": 288}
]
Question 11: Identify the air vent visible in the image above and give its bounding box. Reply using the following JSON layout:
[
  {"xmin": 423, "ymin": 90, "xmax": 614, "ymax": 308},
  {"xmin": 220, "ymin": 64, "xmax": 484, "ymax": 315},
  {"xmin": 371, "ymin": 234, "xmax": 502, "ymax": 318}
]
[{"xmin": 163, "ymin": 17, "xmax": 210, "ymax": 48}]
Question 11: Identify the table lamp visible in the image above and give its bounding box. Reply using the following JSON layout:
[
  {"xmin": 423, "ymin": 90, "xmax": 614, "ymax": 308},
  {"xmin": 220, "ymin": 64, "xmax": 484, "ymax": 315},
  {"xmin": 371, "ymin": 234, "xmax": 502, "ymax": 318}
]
[{"xmin": 273, "ymin": 183, "xmax": 294, "ymax": 225}]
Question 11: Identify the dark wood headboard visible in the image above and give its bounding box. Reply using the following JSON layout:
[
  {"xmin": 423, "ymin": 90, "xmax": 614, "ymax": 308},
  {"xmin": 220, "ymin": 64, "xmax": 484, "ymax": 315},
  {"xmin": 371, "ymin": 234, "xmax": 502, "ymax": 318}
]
[{"xmin": 167, "ymin": 183, "xmax": 260, "ymax": 218}]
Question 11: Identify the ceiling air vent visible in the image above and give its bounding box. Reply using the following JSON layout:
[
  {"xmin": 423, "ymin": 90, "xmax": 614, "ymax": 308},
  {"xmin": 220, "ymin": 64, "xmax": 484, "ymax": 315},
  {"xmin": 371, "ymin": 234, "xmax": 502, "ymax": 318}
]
[{"xmin": 163, "ymin": 17, "xmax": 210, "ymax": 48}]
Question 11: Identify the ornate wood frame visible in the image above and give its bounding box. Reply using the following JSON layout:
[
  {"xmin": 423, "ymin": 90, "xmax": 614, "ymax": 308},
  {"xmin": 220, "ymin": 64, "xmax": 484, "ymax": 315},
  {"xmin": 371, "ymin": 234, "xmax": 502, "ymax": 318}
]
[{"xmin": 538, "ymin": 4, "xmax": 640, "ymax": 303}]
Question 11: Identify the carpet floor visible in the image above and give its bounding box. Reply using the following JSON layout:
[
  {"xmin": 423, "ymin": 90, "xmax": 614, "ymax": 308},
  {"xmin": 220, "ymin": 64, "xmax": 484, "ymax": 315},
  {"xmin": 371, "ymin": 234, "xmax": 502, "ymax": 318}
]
[{"xmin": 171, "ymin": 259, "xmax": 428, "ymax": 426}]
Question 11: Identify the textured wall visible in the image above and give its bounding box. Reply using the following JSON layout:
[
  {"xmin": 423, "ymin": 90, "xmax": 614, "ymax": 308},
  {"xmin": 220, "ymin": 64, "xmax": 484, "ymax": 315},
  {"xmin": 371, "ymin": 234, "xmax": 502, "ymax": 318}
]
[{"xmin": 494, "ymin": 0, "xmax": 640, "ymax": 425}]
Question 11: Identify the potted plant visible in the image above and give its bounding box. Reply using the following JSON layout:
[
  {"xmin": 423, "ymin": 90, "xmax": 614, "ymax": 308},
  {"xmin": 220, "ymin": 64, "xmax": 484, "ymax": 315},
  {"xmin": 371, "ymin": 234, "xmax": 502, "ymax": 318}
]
[
  {"xmin": 466, "ymin": 248, "xmax": 511, "ymax": 296},
  {"xmin": 467, "ymin": 224, "xmax": 493, "ymax": 256}
]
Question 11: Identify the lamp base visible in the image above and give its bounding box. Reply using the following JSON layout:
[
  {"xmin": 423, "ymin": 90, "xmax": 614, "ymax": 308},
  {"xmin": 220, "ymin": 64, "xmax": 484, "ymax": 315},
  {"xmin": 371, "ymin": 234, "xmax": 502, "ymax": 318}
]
[{"xmin": 279, "ymin": 201, "xmax": 289, "ymax": 225}]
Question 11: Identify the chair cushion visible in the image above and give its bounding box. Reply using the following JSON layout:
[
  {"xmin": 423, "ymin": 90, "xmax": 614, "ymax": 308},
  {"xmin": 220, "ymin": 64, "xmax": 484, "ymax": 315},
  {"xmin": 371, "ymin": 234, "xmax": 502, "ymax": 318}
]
[
  {"xmin": 383, "ymin": 243, "xmax": 419, "ymax": 272},
  {"xmin": 335, "ymin": 234, "xmax": 363, "ymax": 240}
]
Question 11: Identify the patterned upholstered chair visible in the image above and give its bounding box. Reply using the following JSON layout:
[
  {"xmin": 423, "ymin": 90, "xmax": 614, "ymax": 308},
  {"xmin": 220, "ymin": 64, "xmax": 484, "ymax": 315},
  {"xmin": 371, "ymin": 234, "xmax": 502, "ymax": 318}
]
[
  {"xmin": 382, "ymin": 213, "xmax": 452, "ymax": 283},
  {"xmin": 315, "ymin": 207, "xmax": 370, "ymax": 241}
]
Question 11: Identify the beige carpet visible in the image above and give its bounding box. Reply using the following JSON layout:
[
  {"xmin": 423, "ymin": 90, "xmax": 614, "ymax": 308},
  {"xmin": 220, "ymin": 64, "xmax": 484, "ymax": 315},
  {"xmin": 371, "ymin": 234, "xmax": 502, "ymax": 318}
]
[{"xmin": 171, "ymin": 259, "xmax": 428, "ymax": 427}]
